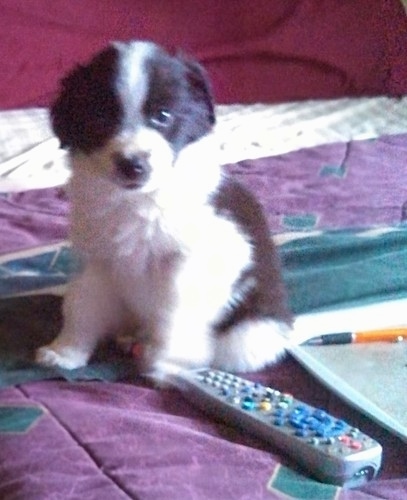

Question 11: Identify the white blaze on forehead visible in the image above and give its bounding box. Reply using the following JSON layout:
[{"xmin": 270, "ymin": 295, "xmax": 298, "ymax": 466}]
[{"xmin": 112, "ymin": 41, "xmax": 157, "ymax": 114}]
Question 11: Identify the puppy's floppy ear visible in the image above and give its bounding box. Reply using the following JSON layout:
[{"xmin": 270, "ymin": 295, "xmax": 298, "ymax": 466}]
[
  {"xmin": 51, "ymin": 64, "xmax": 86, "ymax": 149},
  {"xmin": 180, "ymin": 55, "xmax": 216, "ymax": 127},
  {"xmin": 51, "ymin": 45, "xmax": 121, "ymax": 152}
]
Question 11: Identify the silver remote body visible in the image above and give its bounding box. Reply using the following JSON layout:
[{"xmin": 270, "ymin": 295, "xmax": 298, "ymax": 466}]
[{"xmin": 170, "ymin": 368, "xmax": 382, "ymax": 488}]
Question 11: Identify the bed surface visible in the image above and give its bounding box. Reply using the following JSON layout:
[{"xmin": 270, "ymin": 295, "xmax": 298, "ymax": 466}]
[
  {"xmin": 1, "ymin": 96, "xmax": 407, "ymax": 499},
  {"xmin": 1, "ymin": 342, "xmax": 406, "ymax": 500},
  {"xmin": 2, "ymin": 99, "xmax": 407, "ymax": 311},
  {"xmin": 1, "ymin": 1, "xmax": 407, "ymax": 498}
]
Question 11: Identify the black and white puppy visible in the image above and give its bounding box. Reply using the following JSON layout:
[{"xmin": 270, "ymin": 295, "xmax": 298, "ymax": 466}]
[{"xmin": 36, "ymin": 41, "xmax": 292, "ymax": 378}]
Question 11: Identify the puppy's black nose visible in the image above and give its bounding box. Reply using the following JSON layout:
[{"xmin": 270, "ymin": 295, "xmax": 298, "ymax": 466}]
[{"xmin": 113, "ymin": 153, "xmax": 151, "ymax": 187}]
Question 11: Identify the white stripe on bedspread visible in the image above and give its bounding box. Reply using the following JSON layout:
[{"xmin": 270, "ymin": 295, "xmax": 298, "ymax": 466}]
[
  {"xmin": 1, "ymin": 95, "xmax": 407, "ymax": 192},
  {"xmin": 216, "ymin": 96, "xmax": 407, "ymax": 163}
]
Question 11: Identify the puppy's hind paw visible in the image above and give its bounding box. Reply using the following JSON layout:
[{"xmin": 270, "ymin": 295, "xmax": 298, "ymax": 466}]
[
  {"xmin": 213, "ymin": 319, "xmax": 290, "ymax": 373},
  {"xmin": 35, "ymin": 344, "xmax": 89, "ymax": 370}
]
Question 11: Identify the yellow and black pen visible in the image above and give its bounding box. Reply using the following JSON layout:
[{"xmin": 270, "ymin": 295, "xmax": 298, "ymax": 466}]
[{"xmin": 304, "ymin": 327, "xmax": 407, "ymax": 345}]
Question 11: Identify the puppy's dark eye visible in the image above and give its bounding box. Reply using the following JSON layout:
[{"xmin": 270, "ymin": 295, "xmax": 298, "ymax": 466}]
[{"xmin": 149, "ymin": 109, "xmax": 173, "ymax": 128}]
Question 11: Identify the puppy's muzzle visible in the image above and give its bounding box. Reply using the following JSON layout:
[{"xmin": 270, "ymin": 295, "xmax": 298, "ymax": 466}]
[{"xmin": 113, "ymin": 153, "xmax": 151, "ymax": 189}]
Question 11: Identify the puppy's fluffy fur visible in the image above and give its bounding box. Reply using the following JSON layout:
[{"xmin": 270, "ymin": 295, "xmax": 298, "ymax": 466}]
[{"xmin": 36, "ymin": 41, "xmax": 292, "ymax": 378}]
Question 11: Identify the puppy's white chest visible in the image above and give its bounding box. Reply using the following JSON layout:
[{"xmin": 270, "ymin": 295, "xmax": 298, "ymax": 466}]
[{"xmin": 70, "ymin": 174, "xmax": 175, "ymax": 257}]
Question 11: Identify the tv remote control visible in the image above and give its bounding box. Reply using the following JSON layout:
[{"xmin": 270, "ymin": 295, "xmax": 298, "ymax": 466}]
[{"xmin": 169, "ymin": 368, "xmax": 382, "ymax": 488}]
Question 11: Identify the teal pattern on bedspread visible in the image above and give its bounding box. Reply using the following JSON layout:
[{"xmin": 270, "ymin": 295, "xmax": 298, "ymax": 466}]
[
  {"xmin": 281, "ymin": 225, "xmax": 407, "ymax": 313},
  {"xmin": 1, "ymin": 225, "xmax": 406, "ymax": 315}
]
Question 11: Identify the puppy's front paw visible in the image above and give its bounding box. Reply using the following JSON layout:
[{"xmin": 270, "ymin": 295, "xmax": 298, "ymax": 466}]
[{"xmin": 35, "ymin": 344, "xmax": 89, "ymax": 370}]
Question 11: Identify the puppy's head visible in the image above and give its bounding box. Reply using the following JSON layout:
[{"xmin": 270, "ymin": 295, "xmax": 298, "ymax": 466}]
[{"xmin": 51, "ymin": 41, "xmax": 215, "ymax": 190}]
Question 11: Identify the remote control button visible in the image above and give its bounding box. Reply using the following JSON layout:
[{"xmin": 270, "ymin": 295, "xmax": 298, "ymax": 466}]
[
  {"xmin": 295, "ymin": 404, "xmax": 307, "ymax": 411},
  {"xmin": 265, "ymin": 388, "xmax": 276, "ymax": 398},
  {"xmin": 273, "ymin": 408, "xmax": 286, "ymax": 417},
  {"xmin": 335, "ymin": 419, "xmax": 348, "ymax": 429},
  {"xmin": 221, "ymin": 386, "xmax": 231, "ymax": 397},
  {"xmin": 280, "ymin": 393, "xmax": 294, "ymax": 404},
  {"xmin": 315, "ymin": 426, "xmax": 331, "ymax": 438},
  {"xmin": 240, "ymin": 386, "xmax": 251, "ymax": 394},
  {"xmin": 339, "ymin": 435, "xmax": 351, "ymax": 445},
  {"xmin": 259, "ymin": 400, "xmax": 272, "ymax": 412},
  {"xmin": 304, "ymin": 417, "xmax": 321, "ymax": 431},
  {"xmin": 241, "ymin": 396, "xmax": 256, "ymax": 411},
  {"xmin": 295, "ymin": 428, "xmax": 309, "ymax": 437},
  {"xmin": 329, "ymin": 428, "xmax": 345, "ymax": 437},
  {"xmin": 292, "ymin": 422, "xmax": 309, "ymax": 432},
  {"xmin": 350, "ymin": 440, "xmax": 363, "ymax": 450},
  {"xmin": 313, "ymin": 409, "xmax": 328, "ymax": 420}
]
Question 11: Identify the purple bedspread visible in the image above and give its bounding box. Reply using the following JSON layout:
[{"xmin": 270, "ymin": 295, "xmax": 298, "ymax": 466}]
[
  {"xmin": 0, "ymin": 188, "xmax": 68, "ymax": 255},
  {"xmin": 226, "ymin": 134, "xmax": 407, "ymax": 233},
  {"xmin": 1, "ymin": 134, "xmax": 406, "ymax": 258},
  {"xmin": 1, "ymin": 134, "xmax": 407, "ymax": 499},
  {"xmin": 1, "ymin": 359, "xmax": 406, "ymax": 500}
]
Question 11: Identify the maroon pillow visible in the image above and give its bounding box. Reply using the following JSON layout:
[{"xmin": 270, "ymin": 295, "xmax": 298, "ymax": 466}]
[{"xmin": 0, "ymin": 0, "xmax": 406, "ymax": 108}]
